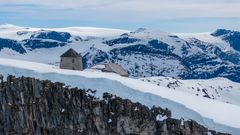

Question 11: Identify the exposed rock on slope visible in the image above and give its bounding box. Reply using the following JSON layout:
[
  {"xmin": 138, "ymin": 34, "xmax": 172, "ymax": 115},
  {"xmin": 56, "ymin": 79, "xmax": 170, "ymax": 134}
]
[
  {"xmin": 0, "ymin": 38, "xmax": 26, "ymax": 54},
  {"xmin": 0, "ymin": 75, "xmax": 229, "ymax": 135},
  {"xmin": 1, "ymin": 25, "xmax": 240, "ymax": 82}
]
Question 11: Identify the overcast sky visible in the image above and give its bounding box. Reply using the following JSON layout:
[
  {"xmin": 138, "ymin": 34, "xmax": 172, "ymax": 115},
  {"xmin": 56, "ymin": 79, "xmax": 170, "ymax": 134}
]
[{"xmin": 0, "ymin": 0, "xmax": 239, "ymax": 32}]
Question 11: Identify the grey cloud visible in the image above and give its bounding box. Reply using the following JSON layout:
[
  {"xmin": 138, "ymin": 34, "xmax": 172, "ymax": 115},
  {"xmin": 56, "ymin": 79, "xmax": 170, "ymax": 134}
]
[{"xmin": 0, "ymin": 0, "xmax": 240, "ymax": 21}]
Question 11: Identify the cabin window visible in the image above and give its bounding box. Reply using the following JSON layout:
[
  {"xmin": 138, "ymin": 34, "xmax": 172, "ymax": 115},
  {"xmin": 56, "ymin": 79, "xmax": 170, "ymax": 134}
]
[{"xmin": 72, "ymin": 59, "xmax": 74, "ymax": 63}]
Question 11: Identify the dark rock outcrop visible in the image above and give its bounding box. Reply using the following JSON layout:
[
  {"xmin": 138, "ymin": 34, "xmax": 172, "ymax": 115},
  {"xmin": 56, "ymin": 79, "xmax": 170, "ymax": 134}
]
[
  {"xmin": 0, "ymin": 75, "xmax": 230, "ymax": 135},
  {"xmin": 30, "ymin": 31, "xmax": 72, "ymax": 42},
  {"xmin": 0, "ymin": 38, "xmax": 26, "ymax": 54},
  {"xmin": 103, "ymin": 37, "xmax": 140, "ymax": 46},
  {"xmin": 23, "ymin": 39, "xmax": 66, "ymax": 50},
  {"xmin": 211, "ymin": 29, "xmax": 240, "ymax": 52}
]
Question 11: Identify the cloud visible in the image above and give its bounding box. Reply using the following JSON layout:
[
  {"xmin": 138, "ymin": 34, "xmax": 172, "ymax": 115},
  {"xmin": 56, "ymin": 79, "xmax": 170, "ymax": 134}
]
[
  {"xmin": 2, "ymin": 3, "xmax": 42, "ymax": 8},
  {"xmin": 1, "ymin": 0, "xmax": 240, "ymax": 19},
  {"xmin": 0, "ymin": 0, "xmax": 239, "ymax": 32}
]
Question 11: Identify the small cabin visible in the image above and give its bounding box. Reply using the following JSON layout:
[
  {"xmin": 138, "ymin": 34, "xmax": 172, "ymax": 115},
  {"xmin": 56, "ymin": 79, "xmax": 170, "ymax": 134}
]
[
  {"xmin": 92, "ymin": 63, "xmax": 129, "ymax": 77},
  {"xmin": 60, "ymin": 48, "xmax": 83, "ymax": 70}
]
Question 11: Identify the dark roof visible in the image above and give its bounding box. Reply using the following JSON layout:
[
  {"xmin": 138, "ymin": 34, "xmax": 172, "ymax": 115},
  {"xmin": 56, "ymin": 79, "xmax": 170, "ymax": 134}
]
[{"xmin": 60, "ymin": 48, "xmax": 81, "ymax": 57}]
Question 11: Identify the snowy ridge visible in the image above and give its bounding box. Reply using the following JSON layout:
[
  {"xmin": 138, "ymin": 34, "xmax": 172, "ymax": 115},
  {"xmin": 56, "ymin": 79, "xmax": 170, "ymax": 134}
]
[
  {"xmin": 176, "ymin": 32, "xmax": 234, "ymax": 52},
  {"xmin": 0, "ymin": 24, "xmax": 129, "ymax": 40},
  {"xmin": 0, "ymin": 58, "xmax": 239, "ymax": 134}
]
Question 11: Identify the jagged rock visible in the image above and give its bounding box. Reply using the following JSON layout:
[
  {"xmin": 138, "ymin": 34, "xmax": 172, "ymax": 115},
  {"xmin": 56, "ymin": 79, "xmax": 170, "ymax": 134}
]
[{"xmin": 0, "ymin": 75, "xmax": 230, "ymax": 135}]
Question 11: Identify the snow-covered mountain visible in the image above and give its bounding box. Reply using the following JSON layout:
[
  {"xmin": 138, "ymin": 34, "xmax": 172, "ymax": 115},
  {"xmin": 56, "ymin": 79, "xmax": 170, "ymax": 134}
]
[
  {"xmin": 1, "ymin": 25, "xmax": 240, "ymax": 134},
  {"xmin": 0, "ymin": 24, "xmax": 240, "ymax": 83},
  {"xmin": 0, "ymin": 58, "xmax": 240, "ymax": 134}
]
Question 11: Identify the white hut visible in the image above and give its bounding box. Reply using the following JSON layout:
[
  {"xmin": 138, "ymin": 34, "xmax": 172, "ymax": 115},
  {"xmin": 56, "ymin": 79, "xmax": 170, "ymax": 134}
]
[{"xmin": 60, "ymin": 48, "xmax": 83, "ymax": 70}]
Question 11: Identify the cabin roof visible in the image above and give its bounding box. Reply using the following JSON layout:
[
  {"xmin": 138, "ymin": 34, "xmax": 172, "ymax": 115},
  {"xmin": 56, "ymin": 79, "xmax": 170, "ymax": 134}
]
[
  {"xmin": 102, "ymin": 63, "xmax": 129, "ymax": 77},
  {"xmin": 60, "ymin": 48, "xmax": 81, "ymax": 57}
]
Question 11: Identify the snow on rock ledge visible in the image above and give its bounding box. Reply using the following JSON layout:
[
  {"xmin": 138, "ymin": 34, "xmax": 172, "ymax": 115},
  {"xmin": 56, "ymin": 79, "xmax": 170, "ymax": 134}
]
[{"xmin": 0, "ymin": 58, "xmax": 239, "ymax": 134}]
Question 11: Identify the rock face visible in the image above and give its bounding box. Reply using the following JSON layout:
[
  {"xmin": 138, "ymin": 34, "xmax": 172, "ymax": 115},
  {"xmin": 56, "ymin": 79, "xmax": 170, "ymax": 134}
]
[
  {"xmin": 0, "ymin": 75, "xmax": 229, "ymax": 135},
  {"xmin": 211, "ymin": 29, "xmax": 240, "ymax": 52},
  {"xmin": 30, "ymin": 31, "xmax": 72, "ymax": 42},
  {"xmin": 0, "ymin": 38, "xmax": 26, "ymax": 54}
]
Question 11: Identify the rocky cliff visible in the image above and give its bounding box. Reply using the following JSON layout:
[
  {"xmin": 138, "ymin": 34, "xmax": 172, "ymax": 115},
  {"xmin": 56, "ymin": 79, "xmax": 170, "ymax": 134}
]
[{"xmin": 0, "ymin": 75, "xmax": 229, "ymax": 135}]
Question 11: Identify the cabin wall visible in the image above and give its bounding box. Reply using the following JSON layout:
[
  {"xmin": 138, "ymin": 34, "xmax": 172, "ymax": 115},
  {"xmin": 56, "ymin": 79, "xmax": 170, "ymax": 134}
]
[{"xmin": 60, "ymin": 57, "xmax": 83, "ymax": 70}]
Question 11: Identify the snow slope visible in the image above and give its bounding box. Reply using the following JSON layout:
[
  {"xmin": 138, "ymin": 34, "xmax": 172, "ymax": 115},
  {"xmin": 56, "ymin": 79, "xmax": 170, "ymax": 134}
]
[
  {"xmin": 176, "ymin": 32, "xmax": 233, "ymax": 52},
  {"xmin": 0, "ymin": 58, "xmax": 239, "ymax": 134},
  {"xmin": 140, "ymin": 77, "xmax": 240, "ymax": 106}
]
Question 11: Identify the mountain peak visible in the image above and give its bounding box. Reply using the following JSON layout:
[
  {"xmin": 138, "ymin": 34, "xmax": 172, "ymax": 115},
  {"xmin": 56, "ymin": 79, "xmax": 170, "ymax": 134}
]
[
  {"xmin": 133, "ymin": 28, "xmax": 147, "ymax": 33},
  {"xmin": 211, "ymin": 28, "xmax": 240, "ymax": 37},
  {"xmin": 131, "ymin": 28, "xmax": 167, "ymax": 34},
  {"xmin": 211, "ymin": 29, "xmax": 232, "ymax": 36}
]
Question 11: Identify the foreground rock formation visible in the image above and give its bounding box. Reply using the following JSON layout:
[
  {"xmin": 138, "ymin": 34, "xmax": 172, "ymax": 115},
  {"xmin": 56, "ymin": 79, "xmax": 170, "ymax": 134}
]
[{"xmin": 0, "ymin": 75, "xmax": 229, "ymax": 135}]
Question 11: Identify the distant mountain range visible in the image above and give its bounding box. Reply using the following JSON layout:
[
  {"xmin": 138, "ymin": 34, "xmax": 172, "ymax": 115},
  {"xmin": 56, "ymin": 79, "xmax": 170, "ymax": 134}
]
[{"xmin": 0, "ymin": 24, "xmax": 240, "ymax": 82}]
